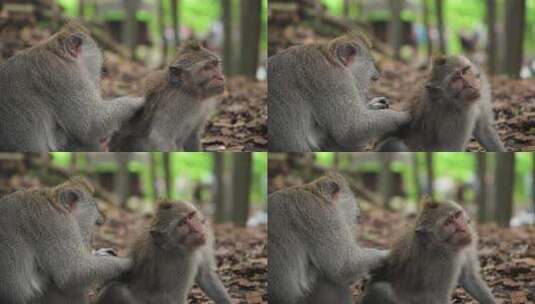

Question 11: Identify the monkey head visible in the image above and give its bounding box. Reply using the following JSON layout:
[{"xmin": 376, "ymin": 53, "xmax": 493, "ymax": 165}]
[
  {"xmin": 150, "ymin": 200, "xmax": 208, "ymax": 251},
  {"xmin": 168, "ymin": 39, "xmax": 225, "ymax": 99},
  {"xmin": 48, "ymin": 177, "xmax": 103, "ymax": 247},
  {"xmin": 307, "ymin": 171, "xmax": 360, "ymax": 230},
  {"xmin": 426, "ymin": 55, "xmax": 482, "ymax": 107},
  {"xmin": 327, "ymin": 32, "xmax": 380, "ymax": 92},
  {"xmin": 415, "ymin": 198, "xmax": 473, "ymax": 251},
  {"xmin": 43, "ymin": 20, "xmax": 103, "ymax": 82}
]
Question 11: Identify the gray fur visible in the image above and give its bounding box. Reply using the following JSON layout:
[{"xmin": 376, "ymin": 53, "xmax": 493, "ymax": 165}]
[
  {"xmin": 268, "ymin": 35, "xmax": 410, "ymax": 152},
  {"xmin": 0, "ymin": 179, "xmax": 131, "ymax": 304},
  {"xmin": 0, "ymin": 25, "xmax": 143, "ymax": 152},
  {"xmin": 268, "ymin": 172, "xmax": 386, "ymax": 304},
  {"xmin": 378, "ymin": 56, "xmax": 505, "ymax": 152},
  {"xmin": 96, "ymin": 202, "xmax": 232, "ymax": 304},
  {"xmin": 360, "ymin": 201, "xmax": 496, "ymax": 304},
  {"xmin": 109, "ymin": 92, "xmax": 218, "ymax": 152}
]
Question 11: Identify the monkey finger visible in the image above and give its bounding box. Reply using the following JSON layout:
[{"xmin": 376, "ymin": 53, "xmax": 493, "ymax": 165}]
[
  {"xmin": 94, "ymin": 248, "xmax": 118, "ymax": 257},
  {"xmin": 368, "ymin": 97, "xmax": 391, "ymax": 110}
]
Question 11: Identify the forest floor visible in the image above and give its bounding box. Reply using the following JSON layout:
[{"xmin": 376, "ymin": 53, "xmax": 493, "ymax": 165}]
[
  {"xmin": 269, "ymin": 169, "xmax": 535, "ymax": 304},
  {"xmin": 0, "ymin": 22, "xmax": 267, "ymax": 151},
  {"xmin": 269, "ymin": 12, "xmax": 535, "ymax": 151}
]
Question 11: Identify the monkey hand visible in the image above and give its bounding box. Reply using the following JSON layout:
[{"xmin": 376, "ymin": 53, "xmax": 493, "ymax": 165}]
[
  {"xmin": 368, "ymin": 97, "xmax": 391, "ymax": 110},
  {"xmin": 94, "ymin": 248, "xmax": 118, "ymax": 257}
]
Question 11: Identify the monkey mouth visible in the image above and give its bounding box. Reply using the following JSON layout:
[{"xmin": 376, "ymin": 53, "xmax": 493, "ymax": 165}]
[{"xmin": 463, "ymin": 88, "xmax": 481, "ymax": 101}]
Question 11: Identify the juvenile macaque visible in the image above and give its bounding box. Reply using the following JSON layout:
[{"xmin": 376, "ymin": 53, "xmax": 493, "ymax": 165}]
[
  {"xmin": 360, "ymin": 198, "xmax": 496, "ymax": 304},
  {"xmin": 96, "ymin": 200, "xmax": 232, "ymax": 304},
  {"xmin": 268, "ymin": 32, "xmax": 410, "ymax": 152},
  {"xmin": 268, "ymin": 172, "xmax": 387, "ymax": 304},
  {"xmin": 0, "ymin": 21, "xmax": 143, "ymax": 152},
  {"xmin": 0, "ymin": 177, "xmax": 131, "ymax": 304},
  {"xmin": 377, "ymin": 55, "xmax": 505, "ymax": 151},
  {"xmin": 109, "ymin": 40, "xmax": 225, "ymax": 151}
]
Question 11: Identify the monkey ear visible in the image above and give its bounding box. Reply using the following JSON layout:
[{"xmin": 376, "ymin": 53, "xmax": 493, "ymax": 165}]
[
  {"xmin": 65, "ymin": 34, "xmax": 83, "ymax": 58},
  {"xmin": 168, "ymin": 66, "xmax": 183, "ymax": 86},
  {"xmin": 335, "ymin": 43, "xmax": 359, "ymax": 66},
  {"xmin": 414, "ymin": 226, "xmax": 430, "ymax": 242},
  {"xmin": 425, "ymin": 82, "xmax": 442, "ymax": 96},
  {"xmin": 58, "ymin": 188, "xmax": 82, "ymax": 212},
  {"xmin": 150, "ymin": 229, "xmax": 165, "ymax": 245},
  {"xmin": 317, "ymin": 178, "xmax": 341, "ymax": 204}
]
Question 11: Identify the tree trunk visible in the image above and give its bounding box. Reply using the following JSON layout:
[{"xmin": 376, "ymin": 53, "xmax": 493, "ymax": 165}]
[
  {"xmin": 232, "ymin": 153, "xmax": 252, "ymax": 227},
  {"xmin": 171, "ymin": 0, "xmax": 180, "ymax": 47},
  {"xmin": 115, "ymin": 153, "xmax": 130, "ymax": 209},
  {"xmin": 79, "ymin": 0, "xmax": 85, "ymax": 19},
  {"xmin": 422, "ymin": 0, "xmax": 433, "ymax": 60},
  {"xmin": 411, "ymin": 153, "xmax": 421, "ymax": 207},
  {"xmin": 435, "ymin": 0, "xmax": 446, "ymax": 54},
  {"xmin": 503, "ymin": 0, "xmax": 525, "ymax": 78},
  {"xmin": 388, "ymin": 0, "xmax": 402, "ymax": 60},
  {"xmin": 214, "ymin": 153, "xmax": 227, "ymax": 223},
  {"xmin": 486, "ymin": 0, "xmax": 497, "ymax": 75},
  {"xmin": 494, "ymin": 153, "xmax": 515, "ymax": 227},
  {"xmin": 425, "ymin": 152, "xmax": 434, "ymax": 200},
  {"xmin": 476, "ymin": 153, "xmax": 489, "ymax": 222},
  {"xmin": 532, "ymin": 152, "xmax": 535, "ymax": 214},
  {"xmin": 122, "ymin": 0, "xmax": 140, "ymax": 59},
  {"xmin": 239, "ymin": 0, "xmax": 261, "ymax": 78},
  {"xmin": 149, "ymin": 153, "xmax": 158, "ymax": 200},
  {"xmin": 158, "ymin": 0, "xmax": 168, "ymax": 66},
  {"xmin": 163, "ymin": 153, "xmax": 172, "ymax": 199},
  {"xmin": 222, "ymin": 0, "xmax": 233, "ymax": 75},
  {"xmin": 378, "ymin": 153, "xmax": 395, "ymax": 209},
  {"xmin": 343, "ymin": 0, "xmax": 350, "ymax": 17}
]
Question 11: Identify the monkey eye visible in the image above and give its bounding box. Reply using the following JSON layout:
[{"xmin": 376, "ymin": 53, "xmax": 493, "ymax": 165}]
[
  {"xmin": 454, "ymin": 211, "xmax": 462, "ymax": 219},
  {"xmin": 461, "ymin": 66, "xmax": 470, "ymax": 75},
  {"xmin": 444, "ymin": 217, "xmax": 453, "ymax": 226}
]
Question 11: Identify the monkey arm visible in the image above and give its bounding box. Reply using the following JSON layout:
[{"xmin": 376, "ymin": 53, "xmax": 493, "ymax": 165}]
[
  {"xmin": 195, "ymin": 254, "xmax": 233, "ymax": 304},
  {"xmin": 316, "ymin": 102, "xmax": 410, "ymax": 150},
  {"xmin": 458, "ymin": 248, "xmax": 496, "ymax": 304},
  {"xmin": 49, "ymin": 254, "xmax": 131, "ymax": 291},
  {"xmin": 91, "ymin": 97, "xmax": 145, "ymax": 139},
  {"xmin": 473, "ymin": 117, "xmax": 505, "ymax": 152}
]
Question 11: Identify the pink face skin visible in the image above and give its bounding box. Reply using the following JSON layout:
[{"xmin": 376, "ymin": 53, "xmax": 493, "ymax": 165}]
[
  {"xmin": 442, "ymin": 210, "xmax": 472, "ymax": 248},
  {"xmin": 177, "ymin": 211, "xmax": 207, "ymax": 248},
  {"xmin": 449, "ymin": 64, "xmax": 481, "ymax": 103}
]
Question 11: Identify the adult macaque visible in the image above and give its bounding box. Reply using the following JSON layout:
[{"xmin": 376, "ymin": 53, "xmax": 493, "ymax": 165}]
[
  {"xmin": 96, "ymin": 200, "xmax": 233, "ymax": 304},
  {"xmin": 360, "ymin": 199, "xmax": 496, "ymax": 304},
  {"xmin": 109, "ymin": 40, "xmax": 225, "ymax": 151},
  {"xmin": 377, "ymin": 55, "xmax": 505, "ymax": 151},
  {"xmin": 268, "ymin": 32, "xmax": 410, "ymax": 152},
  {"xmin": 268, "ymin": 172, "xmax": 387, "ymax": 304},
  {"xmin": 0, "ymin": 21, "xmax": 143, "ymax": 152},
  {"xmin": 0, "ymin": 177, "xmax": 132, "ymax": 304}
]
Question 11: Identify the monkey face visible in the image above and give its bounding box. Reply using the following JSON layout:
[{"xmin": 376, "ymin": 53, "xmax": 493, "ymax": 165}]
[
  {"xmin": 415, "ymin": 200, "xmax": 473, "ymax": 251},
  {"xmin": 151, "ymin": 201, "xmax": 208, "ymax": 251},
  {"xmin": 448, "ymin": 65, "xmax": 481, "ymax": 103},
  {"xmin": 168, "ymin": 42, "xmax": 225, "ymax": 98},
  {"xmin": 439, "ymin": 209, "xmax": 473, "ymax": 248},
  {"xmin": 173, "ymin": 210, "xmax": 207, "ymax": 248},
  {"xmin": 429, "ymin": 55, "xmax": 482, "ymax": 106},
  {"xmin": 191, "ymin": 59, "xmax": 226, "ymax": 97}
]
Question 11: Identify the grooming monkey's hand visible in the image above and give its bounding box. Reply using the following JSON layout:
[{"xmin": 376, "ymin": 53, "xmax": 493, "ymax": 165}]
[
  {"xmin": 94, "ymin": 248, "xmax": 118, "ymax": 257},
  {"xmin": 368, "ymin": 97, "xmax": 391, "ymax": 110}
]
